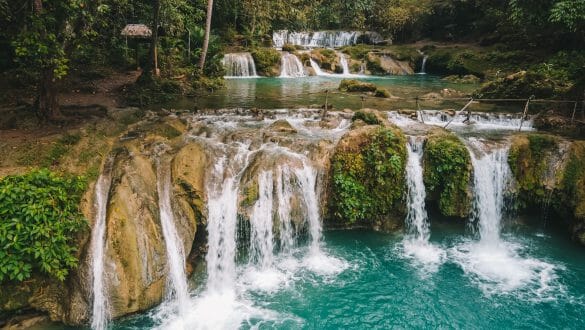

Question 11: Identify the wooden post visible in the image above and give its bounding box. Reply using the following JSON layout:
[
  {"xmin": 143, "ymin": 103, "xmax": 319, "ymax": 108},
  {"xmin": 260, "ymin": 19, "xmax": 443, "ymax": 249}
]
[
  {"xmin": 361, "ymin": 95, "xmax": 365, "ymax": 109},
  {"xmin": 444, "ymin": 98, "xmax": 474, "ymax": 129},
  {"xmin": 571, "ymin": 101, "xmax": 578, "ymax": 123},
  {"xmin": 322, "ymin": 90, "xmax": 329, "ymax": 120},
  {"xmin": 416, "ymin": 97, "xmax": 425, "ymax": 123},
  {"xmin": 518, "ymin": 95, "xmax": 534, "ymax": 132}
]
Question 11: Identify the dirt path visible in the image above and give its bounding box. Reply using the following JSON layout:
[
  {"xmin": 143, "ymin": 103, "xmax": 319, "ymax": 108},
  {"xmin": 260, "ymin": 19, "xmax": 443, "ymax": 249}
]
[{"xmin": 59, "ymin": 70, "xmax": 141, "ymax": 108}]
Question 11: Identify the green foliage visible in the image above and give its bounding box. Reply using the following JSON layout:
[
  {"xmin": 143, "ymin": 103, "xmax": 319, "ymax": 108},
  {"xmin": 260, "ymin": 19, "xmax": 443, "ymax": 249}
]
[
  {"xmin": 282, "ymin": 44, "xmax": 296, "ymax": 52},
  {"xmin": 353, "ymin": 111, "xmax": 381, "ymax": 125},
  {"xmin": 339, "ymin": 79, "xmax": 377, "ymax": 93},
  {"xmin": 374, "ymin": 88, "xmax": 391, "ymax": 98},
  {"xmin": 423, "ymin": 132, "xmax": 472, "ymax": 218},
  {"xmin": 0, "ymin": 170, "xmax": 87, "ymax": 282},
  {"xmin": 330, "ymin": 127, "xmax": 407, "ymax": 224},
  {"xmin": 251, "ymin": 48, "xmax": 281, "ymax": 76}
]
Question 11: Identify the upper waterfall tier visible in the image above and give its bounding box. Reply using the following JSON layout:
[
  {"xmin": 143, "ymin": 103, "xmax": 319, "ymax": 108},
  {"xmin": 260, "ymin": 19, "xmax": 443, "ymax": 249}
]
[{"xmin": 273, "ymin": 30, "xmax": 383, "ymax": 49}]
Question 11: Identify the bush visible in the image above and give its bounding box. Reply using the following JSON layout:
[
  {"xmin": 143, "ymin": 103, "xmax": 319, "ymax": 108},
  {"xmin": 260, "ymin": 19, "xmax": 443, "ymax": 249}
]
[
  {"xmin": 0, "ymin": 170, "xmax": 87, "ymax": 282},
  {"xmin": 375, "ymin": 88, "xmax": 391, "ymax": 98},
  {"xmin": 282, "ymin": 43, "xmax": 296, "ymax": 52},
  {"xmin": 423, "ymin": 132, "xmax": 472, "ymax": 217},
  {"xmin": 330, "ymin": 127, "xmax": 407, "ymax": 224},
  {"xmin": 353, "ymin": 111, "xmax": 381, "ymax": 125},
  {"xmin": 339, "ymin": 79, "xmax": 377, "ymax": 93},
  {"xmin": 251, "ymin": 48, "xmax": 281, "ymax": 76}
]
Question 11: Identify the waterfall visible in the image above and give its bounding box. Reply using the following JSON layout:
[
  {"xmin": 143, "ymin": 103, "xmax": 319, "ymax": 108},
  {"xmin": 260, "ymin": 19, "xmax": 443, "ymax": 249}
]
[
  {"xmin": 280, "ymin": 53, "xmax": 306, "ymax": 78},
  {"xmin": 419, "ymin": 55, "xmax": 428, "ymax": 74},
  {"xmin": 468, "ymin": 141, "xmax": 511, "ymax": 243},
  {"xmin": 309, "ymin": 59, "xmax": 327, "ymax": 76},
  {"xmin": 294, "ymin": 163, "xmax": 321, "ymax": 252},
  {"xmin": 156, "ymin": 158, "xmax": 190, "ymax": 314},
  {"xmin": 338, "ymin": 53, "xmax": 351, "ymax": 76},
  {"xmin": 90, "ymin": 158, "xmax": 114, "ymax": 330},
  {"xmin": 249, "ymin": 171, "xmax": 275, "ymax": 267},
  {"xmin": 401, "ymin": 137, "xmax": 445, "ymax": 270},
  {"xmin": 405, "ymin": 137, "xmax": 430, "ymax": 242},
  {"xmin": 223, "ymin": 53, "xmax": 258, "ymax": 78},
  {"xmin": 276, "ymin": 166, "xmax": 295, "ymax": 253},
  {"xmin": 273, "ymin": 30, "xmax": 383, "ymax": 48}
]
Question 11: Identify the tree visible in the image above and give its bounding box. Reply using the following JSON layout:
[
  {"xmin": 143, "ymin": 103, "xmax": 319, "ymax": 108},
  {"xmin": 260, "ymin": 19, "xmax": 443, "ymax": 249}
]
[
  {"xmin": 199, "ymin": 0, "xmax": 213, "ymax": 69},
  {"xmin": 144, "ymin": 0, "xmax": 161, "ymax": 77}
]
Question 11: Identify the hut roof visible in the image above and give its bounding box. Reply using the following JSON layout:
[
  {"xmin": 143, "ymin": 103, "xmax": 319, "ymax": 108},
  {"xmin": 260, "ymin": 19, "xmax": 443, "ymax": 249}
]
[{"xmin": 121, "ymin": 24, "xmax": 152, "ymax": 38}]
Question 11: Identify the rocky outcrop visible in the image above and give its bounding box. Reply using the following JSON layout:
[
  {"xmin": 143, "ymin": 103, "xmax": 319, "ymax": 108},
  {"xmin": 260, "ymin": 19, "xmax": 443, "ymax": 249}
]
[
  {"xmin": 367, "ymin": 53, "xmax": 414, "ymax": 75},
  {"xmin": 328, "ymin": 120, "xmax": 407, "ymax": 231},
  {"xmin": 423, "ymin": 129, "xmax": 473, "ymax": 218}
]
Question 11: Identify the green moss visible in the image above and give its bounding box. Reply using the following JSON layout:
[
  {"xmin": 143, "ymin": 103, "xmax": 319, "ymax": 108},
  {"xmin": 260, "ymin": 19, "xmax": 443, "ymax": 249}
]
[
  {"xmin": 341, "ymin": 45, "xmax": 372, "ymax": 60},
  {"xmin": 339, "ymin": 79, "xmax": 377, "ymax": 93},
  {"xmin": 251, "ymin": 48, "xmax": 281, "ymax": 77},
  {"xmin": 282, "ymin": 44, "xmax": 296, "ymax": 52},
  {"xmin": 423, "ymin": 131, "xmax": 472, "ymax": 218},
  {"xmin": 558, "ymin": 142, "xmax": 585, "ymax": 220},
  {"xmin": 352, "ymin": 111, "xmax": 381, "ymax": 125},
  {"xmin": 329, "ymin": 127, "xmax": 407, "ymax": 225},
  {"xmin": 374, "ymin": 88, "xmax": 391, "ymax": 98},
  {"xmin": 241, "ymin": 181, "xmax": 259, "ymax": 207}
]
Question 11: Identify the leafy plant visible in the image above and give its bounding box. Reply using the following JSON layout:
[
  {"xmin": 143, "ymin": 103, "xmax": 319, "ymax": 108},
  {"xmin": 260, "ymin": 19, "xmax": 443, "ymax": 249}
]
[{"xmin": 0, "ymin": 170, "xmax": 87, "ymax": 282}]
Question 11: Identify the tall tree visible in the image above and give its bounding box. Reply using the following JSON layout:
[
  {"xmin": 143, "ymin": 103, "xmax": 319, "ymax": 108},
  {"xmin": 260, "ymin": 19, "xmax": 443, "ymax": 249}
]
[
  {"xmin": 199, "ymin": 0, "xmax": 213, "ymax": 69},
  {"xmin": 143, "ymin": 0, "xmax": 161, "ymax": 77}
]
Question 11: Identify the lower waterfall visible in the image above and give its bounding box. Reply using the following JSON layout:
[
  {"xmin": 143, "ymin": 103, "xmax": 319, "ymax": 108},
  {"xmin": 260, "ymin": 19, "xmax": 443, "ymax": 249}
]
[
  {"xmin": 223, "ymin": 53, "xmax": 258, "ymax": 78},
  {"xmin": 280, "ymin": 53, "xmax": 306, "ymax": 78},
  {"xmin": 452, "ymin": 138, "xmax": 558, "ymax": 297},
  {"xmin": 401, "ymin": 137, "xmax": 445, "ymax": 271},
  {"xmin": 156, "ymin": 157, "xmax": 190, "ymax": 317},
  {"xmin": 89, "ymin": 158, "xmax": 114, "ymax": 330}
]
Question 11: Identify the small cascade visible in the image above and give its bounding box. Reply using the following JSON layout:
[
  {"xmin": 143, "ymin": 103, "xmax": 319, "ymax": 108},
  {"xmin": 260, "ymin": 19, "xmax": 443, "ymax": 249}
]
[
  {"xmin": 280, "ymin": 53, "xmax": 306, "ymax": 78},
  {"xmin": 397, "ymin": 110, "xmax": 535, "ymax": 131},
  {"xmin": 419, "ymin": 55, "xmax": 428, "ymax": 74},
  {"xmin": 294, "ymin": 163, "xmax": 321, "ymax": 252},
  {"xmin": 401, "ymin": 137, "xmax": 445, "ymax": 270},
  {"xmin": 338, "ymin": 53, "xmax": 351, "ymax": 76},
  {"xmin": 90, "ymin": 158, "xmax": 114, "ymax": 330},
  {"xmin": 156, "ymin": 157, "xmax": 190, "ymax": 315},
  {"xmin": 249, "ymin": 171, "xmax": 276, "ymax": 267},
  {"xmin": 309, "ymin": 58, "xmax": 327, "ymax": 76},
  {"xmin": 468, "ymin": 141, "xmax": 511, "ymax": 243},
  {"xmin": 223, "ymin": 53, "xmax": 258, "ymax": 78}
]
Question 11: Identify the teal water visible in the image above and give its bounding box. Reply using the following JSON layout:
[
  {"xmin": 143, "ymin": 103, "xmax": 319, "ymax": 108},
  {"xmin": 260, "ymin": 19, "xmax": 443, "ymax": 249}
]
[
  {"xmin": 170, "ymin": 75, "xmax": 478, "ymax": 110},
  {"xmin": 109, "ymin": 219, "xmax": 585, "ymax": 329}
]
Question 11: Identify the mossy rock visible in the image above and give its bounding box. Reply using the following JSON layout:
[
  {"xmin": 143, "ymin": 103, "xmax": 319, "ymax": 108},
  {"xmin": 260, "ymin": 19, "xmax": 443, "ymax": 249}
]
[
  {"xmin": 475, "ymin": 71, "xmax": 557, "ymax": 99},
  {"xmin": 508, "ymin": 134, "xmax": 559, "ymax": 209},
  {"xmin": 423, "ymin": 130, "xmax": 472, "ymax": 218},
  {"xmin": 556, "ymin": 141, "xmax": 585, "ymax": 243},
  {"xmin": 339, "ymin": 79, "xmax": 377, "ymax": 93},
  {"xmin": 374, "ymin": 88, "xmax": 391, "ymax": 98},
  {"xmin": 329, "ymin": 126, "xmax": 407, "ymax": 229},
  {"xmin": 251, "ymin": 48, "xmax": 281, "ymax": 77}
]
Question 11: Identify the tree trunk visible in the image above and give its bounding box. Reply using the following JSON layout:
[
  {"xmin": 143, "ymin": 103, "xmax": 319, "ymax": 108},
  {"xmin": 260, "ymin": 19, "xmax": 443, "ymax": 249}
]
[
  {"xmin": 199, "ymin": 0, "xmax": 214, "ymax": 70},
  {"xmin": 33, "ymin": 0, "xmax": 62, "ymax": 120},
  {"xmin": 143, "ymin": 0, "xmax": 160, "ymax": 77}
]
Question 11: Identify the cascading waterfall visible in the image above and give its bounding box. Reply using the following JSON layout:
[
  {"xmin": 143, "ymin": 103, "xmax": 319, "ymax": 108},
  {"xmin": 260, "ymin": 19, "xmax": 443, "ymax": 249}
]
[
  {"xmin": 156, "ymin": 157, "xmax": 190, "ymax": 315},
  {"xmin": 273, "ymin": 30, "xmax": 382, "ymax": 48},
  {"xmin": 309, "ymin": 59, "xmax": 327, "ymax": 76},
  {"xmin": 280, "ymin": 53, "xmax": 306, "ymax": 78},
  {"xmin": 338, "ymin": 53, "xmax": 351, "ymax": 76},
  {"xmin": 404, "ymin": 137, "xmax": 430, "ymax": 242},
  {"xmin": 452, "ymin": 139, "xmax": 557, "ymax": 296},
  {"xmin": 222, "ymin": 53, "xmax": 258, "ymax": 78},
  {"xmin": 276, "ymin": 166, "xmax": 295, "ymax": 253},
  {"xmin": 401, "ymin": 137, "xmax": 445, "ymax": 270},
  {"xmin": 469, "ymin": 142, "xmax": 511, "ymax": 243},
  {"xmin": 249, "ymin": 171, "xmax": 276, "ymax": 267},
  {"xmin": 90, "ymin": 158, "xmax": 114, "ymax": 330}
]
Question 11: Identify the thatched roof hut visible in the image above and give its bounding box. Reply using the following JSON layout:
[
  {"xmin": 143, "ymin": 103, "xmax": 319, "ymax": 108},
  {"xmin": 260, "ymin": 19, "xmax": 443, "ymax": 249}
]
[{"xmin": 121, "ymin": 24, "xmax": 152, "ymax": 38}]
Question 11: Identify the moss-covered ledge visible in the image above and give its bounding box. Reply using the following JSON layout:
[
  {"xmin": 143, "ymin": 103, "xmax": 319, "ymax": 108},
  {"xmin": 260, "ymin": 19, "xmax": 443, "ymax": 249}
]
[
  {"xmin": 423, "ymin": 130, "xmax": 472, "ymax": 218},
  {"xmin": 327, "ymin": 123, "xmax": 407, "ymax": 231}
]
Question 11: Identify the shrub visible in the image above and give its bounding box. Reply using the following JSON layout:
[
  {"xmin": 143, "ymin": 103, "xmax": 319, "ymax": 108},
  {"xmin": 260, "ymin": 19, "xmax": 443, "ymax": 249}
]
[
  {"xmin": 339, "ymin": 79, "xmax": 377, "ymax": 93},
  {"xmin": 375, "ymin": 88, "xmax": 391, "ymax": 98},
  {"xmin": 251, "ymin": 48, "xmax": 281, "ymax": 76},
  {"xmin": 0, "ymin": 170, "xmax": 87, "ymax": 282},
  {"xmin": 352, "ymin": 111, "xmax": 381, "ymax": 125},
  {"xmin": 282, "ymin": 43, "xmax": 296, "ymax": 52}
]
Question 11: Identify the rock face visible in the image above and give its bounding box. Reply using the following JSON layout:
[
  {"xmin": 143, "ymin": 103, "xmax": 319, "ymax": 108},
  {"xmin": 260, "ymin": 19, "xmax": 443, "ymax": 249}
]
[
  {"xmin": 508, "ymin": 134, "xmax": 585, "ymax": 244},
  {"xmin": 104, "ymin": 145, "xmax": 166, "ymax": 318},
  {"xmin": 423, "ymin": 130, "xmax": 472, "ymax": 218},
  {"xmin": 328, "ymin": 114, "xmax": 407, "ymax": 231},
  {"xmin": 367, "ymin": 53, "xmax": 414, "ymax": 75}
]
